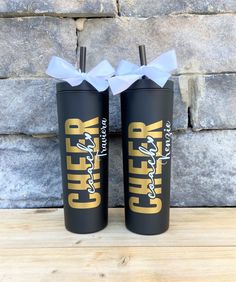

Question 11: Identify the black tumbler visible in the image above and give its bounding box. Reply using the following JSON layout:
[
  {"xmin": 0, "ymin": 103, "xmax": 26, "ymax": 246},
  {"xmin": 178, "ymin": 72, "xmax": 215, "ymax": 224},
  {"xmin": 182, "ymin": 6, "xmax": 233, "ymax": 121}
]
[
  {"xmin": 56, "ymin": 47, "xmax": 109, "ymax": 234},
  {"xmin": 120, "ymin": 46, "xmax": 173, "ymax": 235}
]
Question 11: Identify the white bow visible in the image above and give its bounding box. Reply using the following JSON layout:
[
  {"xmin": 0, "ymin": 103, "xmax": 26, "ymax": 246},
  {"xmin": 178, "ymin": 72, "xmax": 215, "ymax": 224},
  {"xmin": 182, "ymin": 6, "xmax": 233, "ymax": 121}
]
[
  {"xmin": 46, "ymin": 56, "xmax": 115, "ymax": 92},
  {"xmin": 108, "ymin": 50, "xmax": 177, "ymax": 95}
]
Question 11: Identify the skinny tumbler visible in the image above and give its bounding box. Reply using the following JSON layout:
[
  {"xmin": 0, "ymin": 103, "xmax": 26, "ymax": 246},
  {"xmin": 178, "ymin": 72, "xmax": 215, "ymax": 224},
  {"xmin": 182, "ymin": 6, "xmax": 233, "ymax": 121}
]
[
  {"xmin": 121, "ymin": 46, "xmax": 173, "ymax": 235},
  {"xmin": 56, "ymin": 47, "xmax": 109, "ymax": 233}
]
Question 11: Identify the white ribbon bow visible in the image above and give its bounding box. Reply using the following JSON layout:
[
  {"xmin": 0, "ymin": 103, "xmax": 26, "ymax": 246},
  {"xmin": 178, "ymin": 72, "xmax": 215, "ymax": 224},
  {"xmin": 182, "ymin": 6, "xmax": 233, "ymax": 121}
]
[
  {"xmin": 108, "ymin": 50, "xmax": 177, "ymax": 95},
  {"xmin": 46, "ymin": 56, "xmax": 115, "ymax": 92}
]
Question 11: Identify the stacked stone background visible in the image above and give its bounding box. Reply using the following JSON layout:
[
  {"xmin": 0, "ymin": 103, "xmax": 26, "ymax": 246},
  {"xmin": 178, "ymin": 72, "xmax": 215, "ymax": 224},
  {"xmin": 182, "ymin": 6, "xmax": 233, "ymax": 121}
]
[{"xmin": 0, "ymin": 0, "xmax": 236, "ymax": 208}]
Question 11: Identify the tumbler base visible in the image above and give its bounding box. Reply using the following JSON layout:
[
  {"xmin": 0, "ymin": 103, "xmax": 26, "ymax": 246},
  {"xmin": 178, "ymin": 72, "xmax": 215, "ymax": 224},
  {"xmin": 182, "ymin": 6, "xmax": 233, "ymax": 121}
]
[
  {"xmin": 65, "ymin": 221, "xmax": 108, "ymax": 234},
  {"xmin": 125, "ymin": 222, "xmax": 169, "ymax": 236}
]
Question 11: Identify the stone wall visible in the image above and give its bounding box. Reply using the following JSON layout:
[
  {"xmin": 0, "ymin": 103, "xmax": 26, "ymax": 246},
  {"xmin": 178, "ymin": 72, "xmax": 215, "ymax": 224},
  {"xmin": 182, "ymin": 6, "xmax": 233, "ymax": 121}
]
[{"xmin": 0, "ymin": 0, "xmax": 235, "ymax": 208}]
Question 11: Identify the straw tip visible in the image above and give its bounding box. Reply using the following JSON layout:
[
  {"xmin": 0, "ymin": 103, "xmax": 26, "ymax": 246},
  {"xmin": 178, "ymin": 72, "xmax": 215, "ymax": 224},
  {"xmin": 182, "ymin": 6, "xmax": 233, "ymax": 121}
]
[
  {"xmin": 139, "ymin": 45, "xmax": 147, "ymax": 66},
  {"xmin": 79, "ymin": 46, "xmax": 87, "ymax": 55},
  {"xmin": 138, "ymin": 45, "xmax": 146, "ymax": 51},
  {"xmin": 79, "ymin": 46, "xmax": 87, "ymax": 72}
]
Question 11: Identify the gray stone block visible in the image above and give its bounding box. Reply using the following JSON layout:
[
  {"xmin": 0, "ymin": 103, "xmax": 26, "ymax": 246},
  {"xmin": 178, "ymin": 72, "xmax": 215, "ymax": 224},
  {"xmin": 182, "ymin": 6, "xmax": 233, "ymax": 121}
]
[
  {"xmin": 0, "ymin": 77, "xmax": 188, "ymax": 134},
  {"xmin": 0, "ymin": 135, "xmax": 62, "ymax": 208},
  {"xmin": 171, "ymin": 130, "xmax": 236, "ymax": 206},
  {"xmin": 191, "ymin": 74, "xmax": 236, "ymax": 130},
  {"xmin": 0, "ymin": 78, "xmax": 58, "ymax": 134},
  {"xmin": 0, "ymin": 17, "xmax": 76, "ymax": 77},
  {"xmin": 79, "ymin": 15, "xmax": 236, "ymax": 74},
  {"xmin": 172, "ymin": 76, "xmax": 189, "ymax": 130},
  {"xmin": 119, "ymin": 0, "xmax": 236, "ymax": 17},
  {"xmin": 0, "ymin": 0, "xmax": 117, "ymax": 17}
]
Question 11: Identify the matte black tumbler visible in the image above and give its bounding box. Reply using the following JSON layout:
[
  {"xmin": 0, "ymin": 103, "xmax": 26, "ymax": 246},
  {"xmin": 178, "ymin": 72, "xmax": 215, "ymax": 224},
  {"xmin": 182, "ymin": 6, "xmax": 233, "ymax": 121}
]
[
  {"xmin": 121, "ymin": 46, "xmax": 173, "ymax": 235},
  {"xmin": 56, "ymin": 48, "xmax": 109, "ymax": 234}
]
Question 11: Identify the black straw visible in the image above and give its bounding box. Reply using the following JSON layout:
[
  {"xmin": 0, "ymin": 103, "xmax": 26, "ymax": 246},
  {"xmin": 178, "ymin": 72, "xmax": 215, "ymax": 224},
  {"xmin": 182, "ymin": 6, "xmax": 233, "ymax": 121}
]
[
  {"xmin": 80, "ymin": 46, "xmax": 86, "ymax": 72},
  {"xmin": 139, "ymin": 45, "xmax": 147, "ymax": 66}
]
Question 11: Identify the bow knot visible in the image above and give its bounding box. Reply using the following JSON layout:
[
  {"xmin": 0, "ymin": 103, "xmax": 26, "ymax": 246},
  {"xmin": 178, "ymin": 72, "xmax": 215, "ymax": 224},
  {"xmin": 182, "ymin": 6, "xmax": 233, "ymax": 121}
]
[
  {"xmin": 46, "ymin": 56, "xmax": 115, "ymax": 92},
  {"xmin": 108, "ymin": 50, "xmax": 177, "ymax": 95}
]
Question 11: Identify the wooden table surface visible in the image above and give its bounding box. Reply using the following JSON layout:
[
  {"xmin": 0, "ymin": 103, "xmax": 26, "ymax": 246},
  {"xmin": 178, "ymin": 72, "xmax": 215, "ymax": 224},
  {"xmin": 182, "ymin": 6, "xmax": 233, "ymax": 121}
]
[{"xmin": 0, "ymin": 208, "xmax": 236, "ymax": 281}]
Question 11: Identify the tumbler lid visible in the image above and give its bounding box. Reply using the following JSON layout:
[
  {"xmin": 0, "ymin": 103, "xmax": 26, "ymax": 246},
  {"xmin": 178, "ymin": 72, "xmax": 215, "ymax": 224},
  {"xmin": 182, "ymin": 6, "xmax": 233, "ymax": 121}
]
[
  {"xmin": 56, "ymin": 80, "xmax": 98, "ymax": 92},
  {"xmin": 127, "ymin": 78, "xmax": 173, "ymax": 91}
]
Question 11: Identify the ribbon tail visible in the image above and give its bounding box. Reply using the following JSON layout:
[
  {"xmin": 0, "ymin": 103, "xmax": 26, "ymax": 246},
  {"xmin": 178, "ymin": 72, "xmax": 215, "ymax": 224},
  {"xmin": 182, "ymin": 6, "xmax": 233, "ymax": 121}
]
[
  {"xmin": 149, "ymin": 50, "xmax": 177, "ymax": 73},
  {"xmin": 88, "ymin": 60, "xmax": 115, "ymax": 78},
  {"xmin": 116, "ymin": 60, "xmax": 139, "ymax": 76},
  {"xmin": 108, "ymin": 74, "xmax": 142, "ymax": 95},
  {"xmin": 142, "ymin": 67, "xmax": 171, "ymax": 87},
  {"xmin": 46, "ymin": 56, "xmax": 84, "ymax": 86},
  {"xmin": 86, "ymin": 76, "xmax": 109, "ymax": 92},
  {"xmin": 46, "ymin": 56, "xmax": 80, "ymax": 79}
]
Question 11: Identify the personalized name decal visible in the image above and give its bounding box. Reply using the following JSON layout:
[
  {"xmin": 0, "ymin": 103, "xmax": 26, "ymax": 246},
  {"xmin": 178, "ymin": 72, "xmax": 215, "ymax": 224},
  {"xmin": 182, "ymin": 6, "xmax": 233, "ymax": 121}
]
[
  {"xmin": 65, "ymin": 117, "xmax": 107, "ymax": 209},
  {"xmin": 97, "ymin": 118, "xmax": 108, "ymax": 158},
  {"xmin": 128, "ymin": 120, "xmax": 171, "ymax": 214}
]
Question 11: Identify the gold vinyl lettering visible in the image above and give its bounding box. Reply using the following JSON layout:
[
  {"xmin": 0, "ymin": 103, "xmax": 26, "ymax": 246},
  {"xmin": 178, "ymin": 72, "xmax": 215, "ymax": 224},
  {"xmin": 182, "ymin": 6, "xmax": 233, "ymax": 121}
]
[
  {"xmin": 67, "ymin": 173, "xmax": 100, "ymax": 181},
  {"xmin": 128, "ymin": 141, "xmax": 147, "ymax": 157},
  {"xmin": 128, "ymin": 121, "xmax": 163, "ymax": 139},
  {"xmin": 128, "ymin": 120, "xmax": 165, "ymax": 214},
  {"xmin": 66, "ymin": 137, "xmax": 99, "ymax": 153},
  {"xmin": 128, "ymin": 141, "xmax": 163, "ymax": 157},
  {"xmin": 129, "ymin": 197, "xmax": 162, "ymax": 214},
  {"xmin": 68, "ymin": 181, "xmax": 100, "ymax": 190},
  {"xmin": 129, "ymin": 177, "xmax": 162, "ymax": 195},
  {"xmin": 68, "ymin": 192, "xmax": 101, "ymax": 209},
  {"xmin": 66, "ymin": 155, "xmax": 99, "ymax": 171},
  {"xmin": 65, "ymin": 117, "xmax": 99, "ymax": 135},
  {"xmin": 129, "ymin": 159, "xmax": 162, "ymax": 175},
  {"xmin": 67, "ymin": 173, "xmax": 101, "ymax": 190},
  {"xmin": 64, "ymin": 117, "xmax": 101, "ymax": 209},
  {"xmin": 66, "ymin": 156, "xmax": 89, "ymax": 170},
  {"xmin": 129, "ymin": 159, "xmax": 149, "ymax": 174}
]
